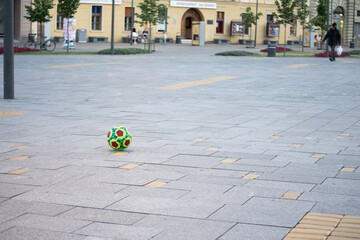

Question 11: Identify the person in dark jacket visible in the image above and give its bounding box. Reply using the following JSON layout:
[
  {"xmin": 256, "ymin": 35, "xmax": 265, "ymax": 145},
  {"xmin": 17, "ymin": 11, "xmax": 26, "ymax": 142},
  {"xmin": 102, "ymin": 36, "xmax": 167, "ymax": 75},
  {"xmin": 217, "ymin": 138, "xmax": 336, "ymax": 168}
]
[{"xmin": 322, "ymin": 22, "xmax": 341, "ymax": 61}]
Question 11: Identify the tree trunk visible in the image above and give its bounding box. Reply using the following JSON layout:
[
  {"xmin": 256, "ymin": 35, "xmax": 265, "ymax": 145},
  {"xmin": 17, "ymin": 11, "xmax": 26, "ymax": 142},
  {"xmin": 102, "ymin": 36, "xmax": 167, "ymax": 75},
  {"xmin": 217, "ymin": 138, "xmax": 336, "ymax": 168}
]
[
  {"xmin": 283, "ymin": 24, "xmax": 286, "ymax": 56},
  {"xmin": 302, "ymin": 25, "xmax": 304, "ymax": 52},
  {"xmin": 249, "ymin": 27, "xmax": 252, "ymax": 47},
  {"xmin": 148, "ymin": 23, "xmax": 152, "ymax": 52}
]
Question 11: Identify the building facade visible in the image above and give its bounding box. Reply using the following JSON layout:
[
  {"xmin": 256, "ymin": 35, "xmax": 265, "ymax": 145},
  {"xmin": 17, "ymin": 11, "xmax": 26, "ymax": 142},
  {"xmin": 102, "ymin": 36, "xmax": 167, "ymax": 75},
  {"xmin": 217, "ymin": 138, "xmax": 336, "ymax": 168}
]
[{"xmin": 2, "ymin": 0, "xmax": 360, "ymax": 46}]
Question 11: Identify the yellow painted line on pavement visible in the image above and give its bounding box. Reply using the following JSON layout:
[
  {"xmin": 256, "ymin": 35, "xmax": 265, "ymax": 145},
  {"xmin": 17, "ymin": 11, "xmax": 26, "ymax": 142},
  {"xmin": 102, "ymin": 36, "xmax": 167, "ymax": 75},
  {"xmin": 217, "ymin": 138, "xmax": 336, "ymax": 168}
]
[
  {"xmin": 158, "ymin": 75, "xmax": 238, "ymax": 90},
  {"xmin": 45, "ymin": 63, "xmax": 96, "ymax": 69},
  {"xmin": 284, "ymin": 64, "xmax": 311, "ymax": 69},
  {"xmin": 0, "ymin": 111, "xmax": 27, "ymax": 118}
]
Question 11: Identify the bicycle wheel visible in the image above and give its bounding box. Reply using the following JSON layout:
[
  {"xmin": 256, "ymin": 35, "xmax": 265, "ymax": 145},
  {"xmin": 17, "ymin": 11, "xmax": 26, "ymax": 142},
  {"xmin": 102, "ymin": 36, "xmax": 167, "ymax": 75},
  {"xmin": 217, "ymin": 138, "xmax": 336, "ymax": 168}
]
[
  {"xmin": 44, "ymin": 39, "xmax": 56, "ymax": 52},
  {"xmin": 25, "ymin": 41, "xmax": 36, "ymax": 49}
]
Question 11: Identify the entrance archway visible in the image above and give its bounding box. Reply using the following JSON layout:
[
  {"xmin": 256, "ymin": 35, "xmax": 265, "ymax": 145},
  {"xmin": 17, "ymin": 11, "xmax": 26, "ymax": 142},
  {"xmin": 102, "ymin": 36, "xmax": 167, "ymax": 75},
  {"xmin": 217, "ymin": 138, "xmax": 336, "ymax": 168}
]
[
  {"xmin": 181, "ymin": 8, "xmax": 203, "ymax": 39},
  {"xmin": 333, "ymin": 6, "xmax": 344, "ymax": 38}
]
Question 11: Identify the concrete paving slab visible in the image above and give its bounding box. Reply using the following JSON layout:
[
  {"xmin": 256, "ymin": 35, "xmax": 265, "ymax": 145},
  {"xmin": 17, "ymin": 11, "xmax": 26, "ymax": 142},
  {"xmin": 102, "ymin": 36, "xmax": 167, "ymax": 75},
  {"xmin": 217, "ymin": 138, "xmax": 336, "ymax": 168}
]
[
  {"xmin": 218, "ymin": 223, "xmax": 290, "ymax": 240},
  {"xmin": 209, "ymin": 197, "xmax": 315, "ymax": 227},
  {"xmin": 134, "ymin": 215, "xmax": 235, "ymax": 240}
]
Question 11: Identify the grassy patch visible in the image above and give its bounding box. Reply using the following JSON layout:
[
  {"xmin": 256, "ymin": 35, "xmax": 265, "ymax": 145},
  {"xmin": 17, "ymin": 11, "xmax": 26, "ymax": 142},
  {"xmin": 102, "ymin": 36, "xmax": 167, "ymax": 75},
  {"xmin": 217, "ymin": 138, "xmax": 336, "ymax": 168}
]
[
  {"xmin": 215, "ymin": 51, "xmax": 259, "ymax": 56},
  {"xmin": 97, "ymin": 48, "xmax": 150, "ymax": 55},
  {"xmin": 346, "ymin": 50, "xmax": 360, "ymax": 55}
]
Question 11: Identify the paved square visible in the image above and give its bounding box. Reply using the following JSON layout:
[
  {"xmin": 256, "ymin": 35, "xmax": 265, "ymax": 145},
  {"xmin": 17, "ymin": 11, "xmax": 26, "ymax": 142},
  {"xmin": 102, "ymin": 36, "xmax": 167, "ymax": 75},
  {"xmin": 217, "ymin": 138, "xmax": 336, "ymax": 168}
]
[{"xmin": 1, "ymin": 43, "xmax": 360, "ymax": 239}]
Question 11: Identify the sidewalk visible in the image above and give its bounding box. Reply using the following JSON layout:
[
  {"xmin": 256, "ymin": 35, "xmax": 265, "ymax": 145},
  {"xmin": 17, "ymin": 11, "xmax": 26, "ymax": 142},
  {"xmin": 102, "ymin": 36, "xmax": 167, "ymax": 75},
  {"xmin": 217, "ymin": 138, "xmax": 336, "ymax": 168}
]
[{"xmin": 0, "ymin": 46, "xmax": 360, "ymax": 239}]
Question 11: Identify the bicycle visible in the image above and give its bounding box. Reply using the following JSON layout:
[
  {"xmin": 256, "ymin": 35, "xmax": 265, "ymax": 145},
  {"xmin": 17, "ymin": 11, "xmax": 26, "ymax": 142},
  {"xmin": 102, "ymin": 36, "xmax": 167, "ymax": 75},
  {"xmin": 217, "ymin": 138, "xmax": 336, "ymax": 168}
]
[{"xmin": 25, "ymin": 33, "xmax": 56, "ymax": 52}]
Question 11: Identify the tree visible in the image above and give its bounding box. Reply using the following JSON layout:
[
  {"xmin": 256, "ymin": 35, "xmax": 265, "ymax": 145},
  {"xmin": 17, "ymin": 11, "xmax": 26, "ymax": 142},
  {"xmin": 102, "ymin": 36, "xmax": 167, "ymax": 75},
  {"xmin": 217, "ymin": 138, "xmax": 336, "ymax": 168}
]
[
  {"xmin": 273, "ymin": 0, "xmax": 297, "ymax": 56},
  {"xmin": 296, "ymin": 0, "xmax": 310, "ymax": 52},
  {"xmin": 135, "ymin": 0, "xmax": 168, "ymax": 52},
  {"xmin": 240, "ymin": 7, "xmax": 262, "ymax": 47},
  {"xmin": 310, "ymin": 0, "xmax": 326, "ymax": 49},
  {"xmin": 24, "ymin": 0, "xmax": 54, "ymax": 40},
  {"xmin": 57, "ymin": 0, "xmax": 80, "ymax": 53}
]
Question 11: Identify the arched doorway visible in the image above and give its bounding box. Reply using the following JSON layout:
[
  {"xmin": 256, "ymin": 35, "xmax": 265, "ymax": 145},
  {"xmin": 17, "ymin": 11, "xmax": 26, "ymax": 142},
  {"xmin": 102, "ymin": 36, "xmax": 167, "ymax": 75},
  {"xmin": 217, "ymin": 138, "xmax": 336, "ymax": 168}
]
[
  {"xmin": 333, "ymin": 6, "xmax": 344, "ymax": 38},
  {"xmin": 181, "ymin": 8, "xmax": 203, "ymax": 39}
]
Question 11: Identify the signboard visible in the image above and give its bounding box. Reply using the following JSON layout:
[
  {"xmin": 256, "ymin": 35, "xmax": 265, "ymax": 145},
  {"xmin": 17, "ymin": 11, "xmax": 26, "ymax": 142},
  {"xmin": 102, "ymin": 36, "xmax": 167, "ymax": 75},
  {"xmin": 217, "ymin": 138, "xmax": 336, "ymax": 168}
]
[
  {"xmin": 231, "ymin": 21, "xmax": 245, "ymax": 36},
  {"xmin": 63, "ymin": 18, "xmax": 76, "ymax": 41},
  {"xmin": 267, "ymin": 23, "xmax": 280, "ymax": 37},
  {"xmin": 80, "ymin": 0, "xmax": 121, "ymax": 4},
  {"xmin": 170, "ymin": 1, "xmax": 216, "ymax": 9}
]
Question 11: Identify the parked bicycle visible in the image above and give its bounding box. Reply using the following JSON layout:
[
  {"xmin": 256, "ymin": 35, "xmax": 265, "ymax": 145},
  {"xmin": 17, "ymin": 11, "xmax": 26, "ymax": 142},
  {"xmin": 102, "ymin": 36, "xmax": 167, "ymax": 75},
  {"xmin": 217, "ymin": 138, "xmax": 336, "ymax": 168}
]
[{"xmin": 25, "ymin": 34, "xmax": 56, "ymax": 52}]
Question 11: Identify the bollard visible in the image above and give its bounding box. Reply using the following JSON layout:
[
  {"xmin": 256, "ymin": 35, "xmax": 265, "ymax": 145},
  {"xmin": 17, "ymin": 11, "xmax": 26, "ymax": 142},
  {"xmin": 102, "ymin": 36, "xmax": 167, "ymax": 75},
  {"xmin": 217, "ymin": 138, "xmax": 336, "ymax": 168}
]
[{"xmin": 267, "ymin": 43, "xmax": 276, "ymax": 57}]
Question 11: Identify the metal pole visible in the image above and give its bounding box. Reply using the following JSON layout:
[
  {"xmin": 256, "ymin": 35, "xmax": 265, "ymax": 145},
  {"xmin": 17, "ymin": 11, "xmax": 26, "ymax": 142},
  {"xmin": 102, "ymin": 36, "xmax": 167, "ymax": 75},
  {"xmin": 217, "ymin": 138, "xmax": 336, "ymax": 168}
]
[
  {"xmin": 4, "ymin": 0, "xmax": 15, "ymax": 99},
  {"xmin": 130, "ymin": 0, "xmax": 134, "ymax": 45},
  {"xmin": 326, "ymin": 0, "xmax": 330, "ymax": 57},
  {"xmin": 111, "ymin": 0, "xmax": 115, "ymax": 55},
  {"xmin": 254, "ymin": 0, "xmax": 258, "ymax": 47}
]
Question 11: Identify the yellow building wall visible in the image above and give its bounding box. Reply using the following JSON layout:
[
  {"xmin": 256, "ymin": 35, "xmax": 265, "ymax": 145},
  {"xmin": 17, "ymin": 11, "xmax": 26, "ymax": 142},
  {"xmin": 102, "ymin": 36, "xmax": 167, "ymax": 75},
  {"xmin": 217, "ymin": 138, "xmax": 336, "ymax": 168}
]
[{"xmin": 49, "ymin": 0, "xmax": 304, "ymax": 44}]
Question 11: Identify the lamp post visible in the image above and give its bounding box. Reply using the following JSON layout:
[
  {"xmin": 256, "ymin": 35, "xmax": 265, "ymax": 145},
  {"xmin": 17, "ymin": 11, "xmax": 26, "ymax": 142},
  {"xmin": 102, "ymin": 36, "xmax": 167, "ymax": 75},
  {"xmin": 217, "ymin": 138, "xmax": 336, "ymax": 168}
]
[
  {"xmin": 254, "ymin": 0, "xmax": 259, "ymax": 47},
  {"xmin": 4, "ymin": 0, "xmax": 14, "ymax": 99},
  {"xmin": 111, "ymin": 0, "xmax": 115, "ymax": 55}
]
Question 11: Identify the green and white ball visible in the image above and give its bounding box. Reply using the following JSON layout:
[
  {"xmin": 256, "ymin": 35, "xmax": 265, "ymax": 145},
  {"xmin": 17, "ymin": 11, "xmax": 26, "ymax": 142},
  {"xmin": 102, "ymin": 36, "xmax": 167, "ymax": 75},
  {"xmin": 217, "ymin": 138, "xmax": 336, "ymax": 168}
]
[{"xmin": 107, "ymin": 126, "xmax": 132, "ymax": 151}]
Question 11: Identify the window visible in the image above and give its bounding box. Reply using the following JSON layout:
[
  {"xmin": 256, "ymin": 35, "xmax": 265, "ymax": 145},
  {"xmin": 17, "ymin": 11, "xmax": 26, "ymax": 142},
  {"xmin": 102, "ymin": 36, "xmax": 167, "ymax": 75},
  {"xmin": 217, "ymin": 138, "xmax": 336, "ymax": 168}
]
[
  {"xmin": 157, "ymin": 10, "xmax": 167, "ymax": 32},
  {"xmin": 92, "ymin": 6, "xmax": 102, "ymax": 30},
  {"xmin": 124, "ymin": 7, "xmax": 134, "ymax": 31},
  {"xmin": 267, "ymin": 14, "xmax": 274, "ymax": 23},
  {"xmin": 357, "ymin": 10, "xmax": 360, "ymax": 17},
  {"xmin": 241, "ymin": 16, "xmax": 249, "ymax": 35},
  {"xmin": 290, "ymin": 19, "xmax": 297, "ymax": 36},
  {"xmin": 56, "ymin": 6, "xmax": 64, "ymax": 30},
  {"xmin": 216, "ymin": 12, "xmax": 224, "ymax": 34}
]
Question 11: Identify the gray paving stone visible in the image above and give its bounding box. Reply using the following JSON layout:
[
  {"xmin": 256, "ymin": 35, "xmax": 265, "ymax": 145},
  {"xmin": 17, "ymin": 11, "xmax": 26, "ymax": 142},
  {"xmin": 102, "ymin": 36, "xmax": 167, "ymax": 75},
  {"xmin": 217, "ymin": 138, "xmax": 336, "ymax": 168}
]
[
  {"xmin": 5, "ymin": 214, "xmax": 91, "ymax": 233},
  {"xmin": 209, "ymin": 197, "xmax": 315, "ymax": 227},
  {"xmin": 299, "ymin": 191, "xmax": 360, "ymax": 215},
  {"xmin": 243, "ymin": 179, "xmax": 315, "ymax": 192},
  {"xmin": 107, "ymin": 196, "xmax": 223, "ymax": 218},
  {"xmin": 213, "ymin": 163, "xmax": 279, "ymax": 173},
  {"xmin": 0, "ymin": 199, "xmax": 73, "ymax": 218},
  {"xmin": 258, "ymin": 173, "xmax": 326, "ymax": 184},
  {"xmin": 119, "ymin": 185, "xmax": 188, "ymax": 199},
  {"xmin": 59, "ymin": 207, "xmax": 147, "ymax": 225},
  {"xmin": 317, "ymin": 154, "xmax": 360, "ymax": 167},
  {"xmin": 75, "ymin": 222, "xmax": 162, "ymax": 239},
  {"xmin": 0, "ymin": 226, "xmax": 87, "ymax": 240},
  {"xmin": 14, "ymin": 187, "xmax": 128, "ymax": 208},
  {"xmin": 164, "ymin": 154, "xmax": 225, "ymax": 168},
  {"xmin": 272, "ymin": 163, "xmax": 342, "ymax": 177},
  {"xmin": 312, "ymin": 178, "xmax": 360, "ymax": 196},
  {"xmin": 218, "ymin": 223, "xmax": 290, "ymax": 240},
  {"xmin": 0, "ymin": 183, "xmax": 35, "ymax": 198},
  {"xmin": 163, "ymin": 180, "xmax": 233, "ymax": 194},
  {"xmin": 178, "ymin": 174, "xmax": 248, "ymax": 186},
  {"xmin": 134, "ymin": 215, "xmax": 235, "ymax": 240}
]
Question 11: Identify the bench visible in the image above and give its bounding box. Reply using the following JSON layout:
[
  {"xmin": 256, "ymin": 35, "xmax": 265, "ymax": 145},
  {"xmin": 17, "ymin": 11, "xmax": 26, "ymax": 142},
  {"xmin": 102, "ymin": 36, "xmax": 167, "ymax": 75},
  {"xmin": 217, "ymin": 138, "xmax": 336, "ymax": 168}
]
[
  {"xmin": 88, "ymin": 36, "xmax": 108, "ymax": 43},
  {"xmin": 239, "ymin": 39, "xmax": 253, "ymax": 45},
  {"xmin": 214, "ymin": 38, "xmax": 230, "ymax": 44},
  {"xmin": 287, "ymin": 40, "xmax": 300, "ymax": 45},
  {"xmin": 263, "ymin": 39, "xmax": 278, "ymax": 45}
]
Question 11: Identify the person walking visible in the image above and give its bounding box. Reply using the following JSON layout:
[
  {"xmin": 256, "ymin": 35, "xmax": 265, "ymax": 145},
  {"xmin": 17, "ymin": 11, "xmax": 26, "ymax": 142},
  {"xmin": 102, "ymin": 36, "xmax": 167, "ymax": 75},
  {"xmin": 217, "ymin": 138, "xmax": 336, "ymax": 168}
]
[{"xmin": 322, "ymin": 23, "xmax": 341, "ymax": 61}]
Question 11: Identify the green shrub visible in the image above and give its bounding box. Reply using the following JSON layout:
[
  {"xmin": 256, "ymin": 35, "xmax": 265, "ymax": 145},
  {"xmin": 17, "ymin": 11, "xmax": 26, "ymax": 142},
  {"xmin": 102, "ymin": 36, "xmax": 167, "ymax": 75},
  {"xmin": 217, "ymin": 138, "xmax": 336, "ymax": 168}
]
[
  {"xmin": 97, "ymin": 48, "xmax": 150, "ymax": 55},
  {"xmin": 215, "ymin": 51, "xmax": 256, "ymax": 56}
]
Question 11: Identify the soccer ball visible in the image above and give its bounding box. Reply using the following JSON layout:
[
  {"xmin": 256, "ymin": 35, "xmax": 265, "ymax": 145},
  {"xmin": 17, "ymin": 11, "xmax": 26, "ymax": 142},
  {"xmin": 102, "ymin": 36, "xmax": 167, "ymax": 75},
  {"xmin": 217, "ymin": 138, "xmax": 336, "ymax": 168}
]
[{"xmin": 107, "ymin": 126, "xmax": 132, "ymax": 151}]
